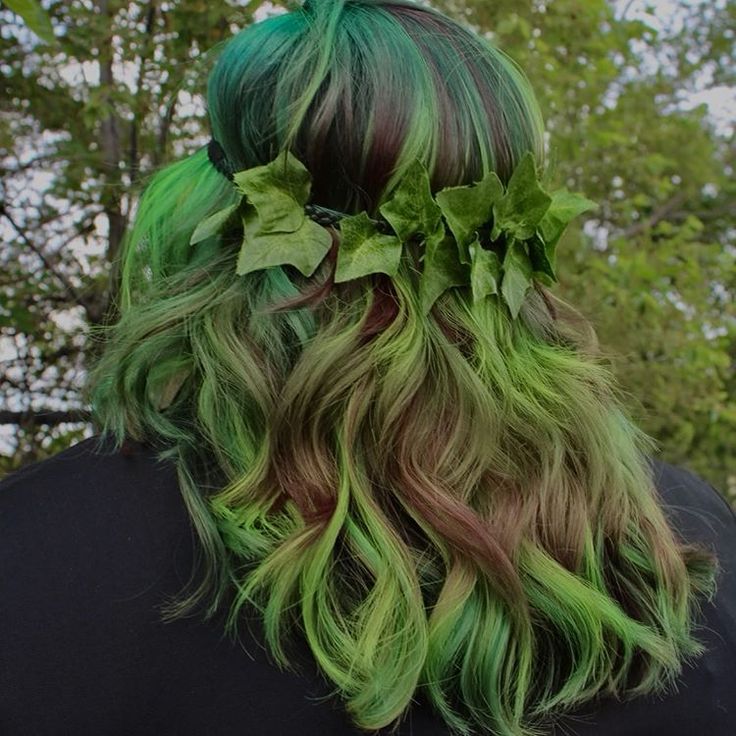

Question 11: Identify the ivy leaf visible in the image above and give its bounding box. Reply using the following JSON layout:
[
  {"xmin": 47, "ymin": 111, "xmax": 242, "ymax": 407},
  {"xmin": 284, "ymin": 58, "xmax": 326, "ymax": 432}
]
[
  {"xmin": 236, "ymin": 202, "xmax": 333, "ymax": 278},
  {"xmin": 6, "ymin": 0, "xmax": 55, "ymax": 44},
  {"xmin": 538, "ymin": 189, "xmax": 598, "ymax": 249},
  {"xmin": 232, "ymin": 150, "xmax": 311, "ymax": 234},
  {"xmin": 501, "ymin": 239, "xmax": 533, "ymax": 319},
  {"xmin": 435, "ymin": 170, "xmax": 504, "ymax": 264},
  {"xmin": 189, "ymin": 202, "xmax": 241, "ymax": 245},
  {"xmin": 334, "ymin": 212, "xmax": 403, "ymax": 282},
  {"xmin": 527, "ymin": 232, "xmax": 557, "ymax": 283},
  {"xmin": 491, "ymin": 152, "xmax": 552, "ymax": 241},
  {"xmin": 379, "ymin": 159, "xmax": 442, "ymax": 242},
  {"xmin": 418, "ymin": 225, "xmax": 468, "ymax": 315},
  {"xmin": 468, "ymin": 236, "xmax": 501, "ymax": 303}
]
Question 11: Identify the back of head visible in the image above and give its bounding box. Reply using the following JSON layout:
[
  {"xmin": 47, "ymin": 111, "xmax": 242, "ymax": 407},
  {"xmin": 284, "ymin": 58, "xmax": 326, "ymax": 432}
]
[
  {"xmin": 85, "ymin": 1, "xmax": 718, "ymax": 734},
  {"xmin": 207, "ymin": 0, "xmax": 543, "ymax": 212}
]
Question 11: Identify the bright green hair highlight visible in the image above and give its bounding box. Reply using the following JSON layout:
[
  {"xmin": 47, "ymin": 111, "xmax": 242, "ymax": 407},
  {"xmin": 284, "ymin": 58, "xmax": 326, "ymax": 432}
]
[{"xmin": 84, "ymin": 1, "xmax": 718, "ymax": 734}]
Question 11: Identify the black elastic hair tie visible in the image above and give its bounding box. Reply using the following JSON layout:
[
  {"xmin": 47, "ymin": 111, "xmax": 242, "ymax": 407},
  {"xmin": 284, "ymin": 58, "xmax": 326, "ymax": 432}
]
[{"xmin": 207, "ymin": 138, "xmax": 235, "ymax": 181}]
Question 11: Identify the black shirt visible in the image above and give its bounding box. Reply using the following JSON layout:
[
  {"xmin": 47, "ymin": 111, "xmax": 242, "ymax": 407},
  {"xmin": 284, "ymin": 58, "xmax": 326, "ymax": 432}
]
[{"xmin": 0, "ymin": 435, "xmax": 734, "ymax": 735}]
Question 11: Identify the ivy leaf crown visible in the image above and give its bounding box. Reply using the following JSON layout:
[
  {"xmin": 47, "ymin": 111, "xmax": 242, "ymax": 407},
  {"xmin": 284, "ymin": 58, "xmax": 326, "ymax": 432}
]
[{"xmin": 190, "ymin": 144, "xmax": 598, "ymax": 318}]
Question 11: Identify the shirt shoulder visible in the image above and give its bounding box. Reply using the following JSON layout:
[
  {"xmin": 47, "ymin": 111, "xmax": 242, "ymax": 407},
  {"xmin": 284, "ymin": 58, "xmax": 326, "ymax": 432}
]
[
  {"xmin": 648, "ymin": 456, "xmax": 736, "ymax": 557},
  {"xmin": 1, "ymin": 441, "xmax": 734, "ymax": 736},
  {"xmin": 0, "ymin": 435, "xmax": 190, "ymax": 572},
  {"xmin": 0, "ymin": 436, "xmax": 360, "ymax": 736}
]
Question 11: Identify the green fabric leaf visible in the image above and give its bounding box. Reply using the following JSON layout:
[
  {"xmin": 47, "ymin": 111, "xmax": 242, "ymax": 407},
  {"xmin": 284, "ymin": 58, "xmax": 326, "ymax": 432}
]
[
  {"xmin": 435, "ymin": 170, "xmax": 504, "ymax": 264},
  {"xmin": 538, "ymin": 189, "xmax": 598, "ymax": 249},
  {"xmin": 378, "ymin": 159, "xmax": 443, "ymax": 242},
  {"xmin": 501, "ymin": 239, "xmax": 533, "ymax": 319},
  {"xmin": 532, "ymin": 271, "xmax": 556, "ymax": 287},
  {"xmin": 236, "ymin": 203, "xmax": 333, "ymax": 278},
  {"xmin": 207, "ymin": 149, "xmax": 596, "ymax": 321},
  {"xmin": 491, "ymin": 152, "xmax": 552, "ymax": 241},
  {"xmin": 189, "ymin": 202, "xmax": 241, "ymax": 245},
  {"xmin": 527, "ymin": 232, "xmax": 557, "ymax": 283},
  {"xmin": 418, "ymin": 225, "xmax": 468, "ymax": 315},
  {"xmin": 334, "ymin": 212, "xmax": 403, "ymax": 283},
  {"xmin": 468, "ymin": 236, "xmax": 501, "ymax": 303},
  {"xmin": 6, "ymin": 0, "xmax": 55, "ymax": 44},
  {"xmin": 233, "ymin": 150, "xmax": 311, "ymax": 234}
]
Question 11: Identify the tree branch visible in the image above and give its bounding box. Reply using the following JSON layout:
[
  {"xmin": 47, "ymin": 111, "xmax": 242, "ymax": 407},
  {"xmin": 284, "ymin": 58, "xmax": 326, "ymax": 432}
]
[
  {"xmin": 0, "ymin": 409, "xmax": 92, "ymax": 427},
  {"xmin": 620, "ymin": 191, "xmax": 688, "ymax": 239},
  {"xmin": 617, "ymin": 0, "xmax": 638, "ymax": 21},
  {"xmin": 154, "ymin": 91, "xmax": 178, "ymax": 167},
  {"xmin": 129, "ymin": 2, "xmax": 157, "ymax": 186},
  {"xmin": 98, "ymin": 0, "xmax": 127, "ymax": 266},
  {"xmin": 0, "ymin": 202, "xmax": 91, "ymax": 313}
]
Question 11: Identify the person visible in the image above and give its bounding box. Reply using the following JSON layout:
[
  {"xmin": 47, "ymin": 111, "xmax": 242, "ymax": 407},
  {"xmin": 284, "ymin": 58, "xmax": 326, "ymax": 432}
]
[{"xmin": 1, "ymin": 0, "xmax": 734, "ymax": 734}]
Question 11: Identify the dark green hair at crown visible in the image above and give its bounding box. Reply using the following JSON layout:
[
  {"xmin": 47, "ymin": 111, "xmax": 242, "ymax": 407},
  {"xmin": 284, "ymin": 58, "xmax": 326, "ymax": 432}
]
[{"xmin": 207, "ymin": 0, "xmax": 544, "ymax": 213}]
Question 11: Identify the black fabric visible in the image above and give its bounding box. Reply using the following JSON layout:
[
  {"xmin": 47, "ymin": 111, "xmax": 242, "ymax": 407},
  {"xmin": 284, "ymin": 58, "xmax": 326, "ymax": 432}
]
[{"xmin": 0, "ymin": 435, "xmax": 734, "ymax": 736}]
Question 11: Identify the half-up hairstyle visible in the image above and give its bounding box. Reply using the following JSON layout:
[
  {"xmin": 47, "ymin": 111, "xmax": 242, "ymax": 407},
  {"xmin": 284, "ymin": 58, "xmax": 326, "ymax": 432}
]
[{"xmin": 84, "ymin": 1, "xmax": 718, "ymax": 734}]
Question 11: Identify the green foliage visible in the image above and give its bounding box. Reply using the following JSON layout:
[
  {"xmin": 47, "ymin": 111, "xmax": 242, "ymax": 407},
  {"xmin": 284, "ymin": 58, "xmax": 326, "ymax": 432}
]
[
  {"xmin": 418, "ymin": 228, "xmax": 467, "ymax": 315},
  {"xmin": 490, "ymin": 152, "xmax": 551, "ymax": 240},
  {"xmin": 233, "ymin": 150, "xmax": 313, "ymax": 233},
  {"xmin": 334, "ymin": 212, "xmax": 403, "ymax": 282},
  {"xmin": 435, "ymin": 169, "xmax": 503, "ymax": 258},
  {"xmin": 539, "ymin": 190, "xmax": 599, "ymax": 253},
  {"xmin": 232, "ymin": 152, "xmax": 333, "ymax": 277},
  {"xmin": 501, "ymin": 240, "xmax": 535, "ymax": 319},
  {"xmin": 200, "ymin": 148, "xmax": 591, "ymax": 317},
  {"xmin": 237, "ymin": 200, "xmax": 333, "ymax": 278},
  {"xmin": 4, "ymin": 0, "xmax": 55, "ymax": 44},
  {"xmin": 378, "ymin": 159, "xmax": 444, "ymax": 243},
  {"xmin": 468, "ymin": 240, "xmax": 501, "ymax": 303},
  {"xmin": 190, "ymin": 203, "xmax": 240, "ymax": 245}
]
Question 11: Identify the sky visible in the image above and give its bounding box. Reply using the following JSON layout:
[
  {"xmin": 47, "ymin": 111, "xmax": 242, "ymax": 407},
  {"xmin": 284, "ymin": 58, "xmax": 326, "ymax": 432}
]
[{"xmin": 614, "ymin": 0, "xmax": 735, "ymax": 136}]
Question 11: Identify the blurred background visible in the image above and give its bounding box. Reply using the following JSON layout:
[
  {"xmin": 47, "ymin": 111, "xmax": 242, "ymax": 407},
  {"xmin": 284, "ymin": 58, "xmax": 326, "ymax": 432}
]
[{"xmin": 1, "ymin": 0, "xmax": 734, "ymax": 506}]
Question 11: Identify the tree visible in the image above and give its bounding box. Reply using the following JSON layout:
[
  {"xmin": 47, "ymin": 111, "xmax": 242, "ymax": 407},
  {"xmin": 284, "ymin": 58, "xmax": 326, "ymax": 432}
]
[{"xmin": 1, "ymin": 0, "xmax": 264, "ymax": 468}]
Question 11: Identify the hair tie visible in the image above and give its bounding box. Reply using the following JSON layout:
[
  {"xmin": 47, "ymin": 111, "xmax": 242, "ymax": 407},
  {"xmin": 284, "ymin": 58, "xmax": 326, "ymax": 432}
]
[{"xmin": 207, "ymin": 138, "xmax": 235, "ymax": 181}]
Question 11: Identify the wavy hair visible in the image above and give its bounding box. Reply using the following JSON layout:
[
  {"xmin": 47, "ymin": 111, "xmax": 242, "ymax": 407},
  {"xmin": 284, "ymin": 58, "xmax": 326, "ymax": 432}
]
[{"xmin": 84, "ymin": 1, "xmax": 718, "ymax": 734}]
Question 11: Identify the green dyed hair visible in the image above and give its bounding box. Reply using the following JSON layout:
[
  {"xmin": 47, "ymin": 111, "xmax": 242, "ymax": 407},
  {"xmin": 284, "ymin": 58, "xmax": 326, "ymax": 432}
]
[{"xmin": 84, "ymin": 1, "xmax": 718, "ymax": 734}]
